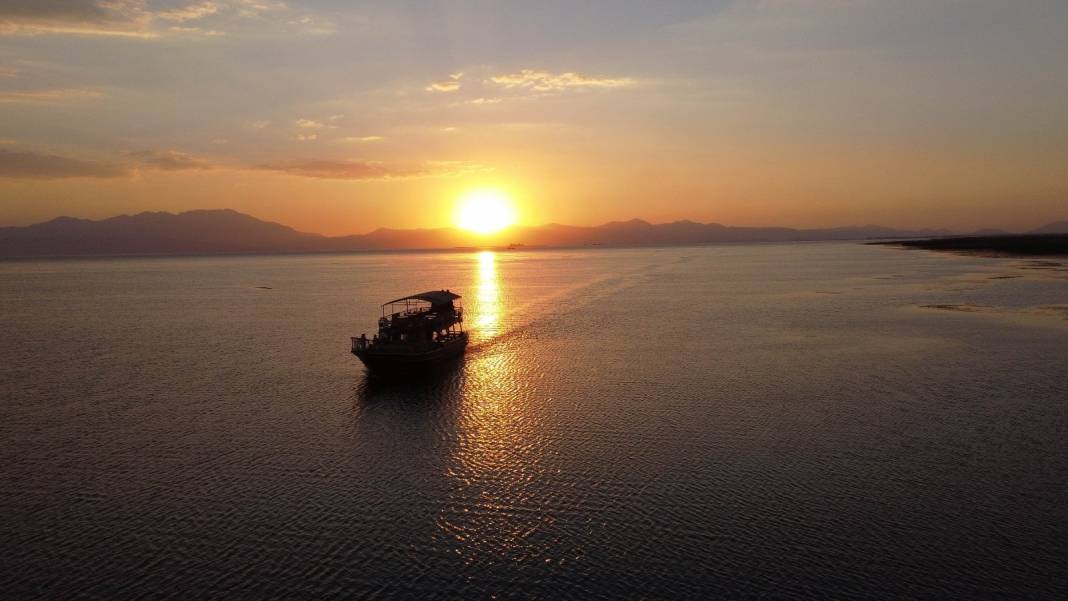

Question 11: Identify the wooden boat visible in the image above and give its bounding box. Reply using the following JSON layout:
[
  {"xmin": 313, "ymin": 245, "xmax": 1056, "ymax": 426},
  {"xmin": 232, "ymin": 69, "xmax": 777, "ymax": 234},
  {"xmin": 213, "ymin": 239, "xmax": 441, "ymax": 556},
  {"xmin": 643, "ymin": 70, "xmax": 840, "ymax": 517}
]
[{"xmin": 351, "ymin": 290, "xmax": 468, "ymax": 376}]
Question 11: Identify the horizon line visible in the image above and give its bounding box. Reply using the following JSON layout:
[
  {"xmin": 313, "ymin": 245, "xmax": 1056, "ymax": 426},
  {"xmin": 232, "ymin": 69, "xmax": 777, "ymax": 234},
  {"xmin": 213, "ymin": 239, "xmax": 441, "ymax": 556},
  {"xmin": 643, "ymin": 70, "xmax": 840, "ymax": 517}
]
[{"xmin": 4, "ymin": 207, "xmax": 1055, "ymax": 238}]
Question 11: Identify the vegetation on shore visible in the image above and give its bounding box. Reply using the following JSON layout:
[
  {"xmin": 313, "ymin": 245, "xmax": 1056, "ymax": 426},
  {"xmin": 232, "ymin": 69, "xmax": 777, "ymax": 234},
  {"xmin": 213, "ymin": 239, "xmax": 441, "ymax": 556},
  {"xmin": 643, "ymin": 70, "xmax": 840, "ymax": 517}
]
[{"xmin": 873, "ymin": 234, "xmax": 1068, "ymax": 256}]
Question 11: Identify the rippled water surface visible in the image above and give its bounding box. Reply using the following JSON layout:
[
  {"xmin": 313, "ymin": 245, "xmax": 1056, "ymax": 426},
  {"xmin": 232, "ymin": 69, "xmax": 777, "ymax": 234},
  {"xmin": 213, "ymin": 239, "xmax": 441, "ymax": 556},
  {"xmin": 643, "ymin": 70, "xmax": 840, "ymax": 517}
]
[{"xmin": 2, "ymin": 244, "xmax": 1066, "ymax": 599}]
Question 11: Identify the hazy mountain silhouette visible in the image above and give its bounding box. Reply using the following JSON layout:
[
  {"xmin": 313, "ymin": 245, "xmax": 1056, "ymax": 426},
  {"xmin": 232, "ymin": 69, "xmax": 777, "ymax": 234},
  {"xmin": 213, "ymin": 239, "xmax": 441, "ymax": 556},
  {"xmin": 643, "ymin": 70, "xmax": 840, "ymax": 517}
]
[
  {"xmin": 2, "ymin": 208, "xmax": 1056, "ymax": 257},
  {"xmin": 1030, "ymin": 221, "xmax": 1068, "ymax": 234},
  {"xmin": 0, "ymin": 210, "xmax": 327, "ymax": 256}
]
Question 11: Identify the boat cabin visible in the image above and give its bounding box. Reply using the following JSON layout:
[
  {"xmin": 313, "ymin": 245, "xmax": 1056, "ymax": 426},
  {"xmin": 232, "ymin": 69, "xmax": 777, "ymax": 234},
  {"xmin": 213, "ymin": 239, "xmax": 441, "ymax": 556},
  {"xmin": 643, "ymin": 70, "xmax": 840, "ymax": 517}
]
[{"xmin": 352, "ymin": 290, "xmax": 464, "ymax": 353}]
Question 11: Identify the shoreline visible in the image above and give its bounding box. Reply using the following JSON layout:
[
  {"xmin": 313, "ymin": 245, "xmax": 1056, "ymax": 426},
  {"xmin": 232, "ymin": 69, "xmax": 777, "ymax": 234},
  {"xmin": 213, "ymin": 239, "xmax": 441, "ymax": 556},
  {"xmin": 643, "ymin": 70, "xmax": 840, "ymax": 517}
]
[{"xmin": 870, "ymin": 234, "xmax": 1068, "ymax": 257}]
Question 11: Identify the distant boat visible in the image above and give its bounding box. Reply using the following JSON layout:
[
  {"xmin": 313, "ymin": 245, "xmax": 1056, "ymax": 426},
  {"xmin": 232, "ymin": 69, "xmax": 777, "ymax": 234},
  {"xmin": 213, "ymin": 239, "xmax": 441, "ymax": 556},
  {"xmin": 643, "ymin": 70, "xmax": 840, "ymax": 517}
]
[{"xmin": 351, "ymin": 290, "xmax": 468, "ymax": 376}]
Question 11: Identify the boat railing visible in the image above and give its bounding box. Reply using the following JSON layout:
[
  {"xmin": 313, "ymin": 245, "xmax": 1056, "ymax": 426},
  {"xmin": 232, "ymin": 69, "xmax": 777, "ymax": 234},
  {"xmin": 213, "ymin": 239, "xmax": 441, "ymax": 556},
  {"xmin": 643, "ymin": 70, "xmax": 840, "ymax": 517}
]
[
  {"xmin": 352, "ymin": 335, "xmax": 370, "ymax": 352},
  {"xmin": 394, "ymin": 305, "xmax": 462, "ymax": 318}
]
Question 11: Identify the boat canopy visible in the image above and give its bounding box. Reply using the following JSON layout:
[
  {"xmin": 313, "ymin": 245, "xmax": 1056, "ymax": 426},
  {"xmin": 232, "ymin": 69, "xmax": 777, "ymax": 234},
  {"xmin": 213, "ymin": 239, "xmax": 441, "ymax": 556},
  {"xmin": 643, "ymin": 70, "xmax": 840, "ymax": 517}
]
[{"xmin": 382, "ymin": 290, "xmax": 461, "ymax": 307}]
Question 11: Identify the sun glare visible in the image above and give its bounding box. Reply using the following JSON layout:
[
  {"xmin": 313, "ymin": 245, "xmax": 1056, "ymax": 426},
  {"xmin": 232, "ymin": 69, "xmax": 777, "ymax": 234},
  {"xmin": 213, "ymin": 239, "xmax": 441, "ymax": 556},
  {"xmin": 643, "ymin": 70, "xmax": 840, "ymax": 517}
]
[{"xmin": 456, "ymin": 189, "xmax": 517, "ymax": 234}]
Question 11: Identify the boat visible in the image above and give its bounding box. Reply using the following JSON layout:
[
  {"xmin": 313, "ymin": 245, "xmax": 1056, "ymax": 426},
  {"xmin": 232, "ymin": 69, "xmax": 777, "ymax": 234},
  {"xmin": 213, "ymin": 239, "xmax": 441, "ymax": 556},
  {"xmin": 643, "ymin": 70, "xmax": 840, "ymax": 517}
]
[{"xmin": 351, "ymin": 290, "xmax": 468, "ymax": 376}]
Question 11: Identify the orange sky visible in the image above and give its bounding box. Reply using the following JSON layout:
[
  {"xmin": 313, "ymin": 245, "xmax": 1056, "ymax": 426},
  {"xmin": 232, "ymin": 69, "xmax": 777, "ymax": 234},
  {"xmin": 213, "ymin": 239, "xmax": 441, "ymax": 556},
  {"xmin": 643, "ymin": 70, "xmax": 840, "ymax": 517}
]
[{"xmin": 2, "ymin": 1, "xmax": 1067, "ymax": 234}]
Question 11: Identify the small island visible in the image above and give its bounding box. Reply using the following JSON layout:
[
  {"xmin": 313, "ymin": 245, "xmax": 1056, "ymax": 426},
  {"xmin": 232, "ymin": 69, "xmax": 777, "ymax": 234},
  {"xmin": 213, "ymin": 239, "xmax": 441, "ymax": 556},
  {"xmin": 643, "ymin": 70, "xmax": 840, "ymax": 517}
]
[{"xmin": 872, "ymin": 234, "xmax": 1068, "ymax": 256}]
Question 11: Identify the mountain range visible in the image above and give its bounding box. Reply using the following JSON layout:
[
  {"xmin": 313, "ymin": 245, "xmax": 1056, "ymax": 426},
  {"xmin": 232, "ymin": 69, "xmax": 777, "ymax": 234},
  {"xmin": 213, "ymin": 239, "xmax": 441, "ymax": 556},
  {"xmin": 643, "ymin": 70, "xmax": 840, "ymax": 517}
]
[{"xmin": 1, "ymin": 209, "xmax": 1065, "ymax": 257}]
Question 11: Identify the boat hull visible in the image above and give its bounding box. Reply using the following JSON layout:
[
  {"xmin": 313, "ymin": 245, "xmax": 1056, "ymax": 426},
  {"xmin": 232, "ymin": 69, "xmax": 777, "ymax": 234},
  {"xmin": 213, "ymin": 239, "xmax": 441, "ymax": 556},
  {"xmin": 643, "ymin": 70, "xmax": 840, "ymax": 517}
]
[{"xmin": 353, "ymin": 334, "xmax": 468, "ymax": 377}]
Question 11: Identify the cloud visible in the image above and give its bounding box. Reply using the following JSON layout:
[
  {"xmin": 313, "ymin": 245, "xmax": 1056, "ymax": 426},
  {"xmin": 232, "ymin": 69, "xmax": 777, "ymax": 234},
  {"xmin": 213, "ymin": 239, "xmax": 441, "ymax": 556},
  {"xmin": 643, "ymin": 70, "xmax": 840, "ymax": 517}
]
[
  {"xmin": 167, "ymin": 25, "xmax": 224, "ymax": 35},
  {"xmin": 294, "ymin": 118, "xmax": 339, "ymax": 138},
  {"xmin": 341, "ymin": 136, "xmax": 383, "ymax": 143},
  {"xmin": 0, "ymin": 148, "xmax": 129, "ymax": 179},
  {"xmin": 425, "ymin": 80, "xmax": 460, "ymax": 93},
  {"xmin": 255, "ymin": 158, "xmax": 483, "ymax": 180},
  {"xmin": 155, "ymin": 1, "xmax": 218, "ymax": 22},
  {"xmin": 124, "ymin": 149, "xmax": 212, "ymax": 170},
  {"xmin": 425, "ymin": 72, "xmax": 463, "ymax": 93},
  {"xmin": 0, "ymin": 147, "xmax": 213, "ymax": 179},
  {"xmin": 469, "ymin": 97, "xmax": 502, "ymax": 105},
  {"xmin": 0, "ymin": 0, "xmax": 157, "ymax": 38},
  {"xmin": 0, "ymin": 0, "xmax": 314, "ymax": 38},
  {"xmin": 257, "ymin": 159, "xmax": 423, "ymax": 180},
  {"xmin": 488, "ymin": 69, "xmax": 636, "ymax": 92},
  {"xmin": 0, "ymin": 0, "xmax": 125, "ymax": 24},
  {"xmin": 0, "ymin": 88, "xmax": 106, "ymax": 104},
  {"xmin": 232, "ymin": 0, "xmax": 287, "ymax": 18},
  {"xmin": 284, "ymin": 13, "xmax": 334, "ymax": 35},
  {"xmin": 423, "ymin": 160, "xmax": 490, "ymax": 178}
]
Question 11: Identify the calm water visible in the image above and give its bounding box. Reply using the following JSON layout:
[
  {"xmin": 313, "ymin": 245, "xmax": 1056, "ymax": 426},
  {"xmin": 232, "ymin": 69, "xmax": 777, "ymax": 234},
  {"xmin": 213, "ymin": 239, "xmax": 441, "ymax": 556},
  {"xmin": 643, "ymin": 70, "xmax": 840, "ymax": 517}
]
[{"xmin": 2, "ymin": 243, "xmax": 1066, "ymax": 600}]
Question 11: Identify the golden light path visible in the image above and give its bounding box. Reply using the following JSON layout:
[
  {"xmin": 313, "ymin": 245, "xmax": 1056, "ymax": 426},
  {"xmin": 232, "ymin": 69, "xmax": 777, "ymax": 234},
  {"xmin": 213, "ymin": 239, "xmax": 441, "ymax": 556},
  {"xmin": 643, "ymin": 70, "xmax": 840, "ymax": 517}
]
[
  {"xmin": 474, "ymin": 251, "xmax": 500, "ymax": 339},
  {"xmin": 436, "ymin": 249, "xmax": 550, "ymax": 565},
  {"xmin": 456, "ymin": 189, "xmax": 517, "ymax": 234}
]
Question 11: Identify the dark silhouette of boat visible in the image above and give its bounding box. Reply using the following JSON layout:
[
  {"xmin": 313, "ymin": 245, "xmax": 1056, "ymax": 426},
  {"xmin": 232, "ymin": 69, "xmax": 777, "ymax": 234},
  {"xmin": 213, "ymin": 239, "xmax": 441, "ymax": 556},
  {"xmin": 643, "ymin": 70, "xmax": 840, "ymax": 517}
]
[{"xmin": 351, "ymin": 290, "xmax": 468, "ymax": 376}]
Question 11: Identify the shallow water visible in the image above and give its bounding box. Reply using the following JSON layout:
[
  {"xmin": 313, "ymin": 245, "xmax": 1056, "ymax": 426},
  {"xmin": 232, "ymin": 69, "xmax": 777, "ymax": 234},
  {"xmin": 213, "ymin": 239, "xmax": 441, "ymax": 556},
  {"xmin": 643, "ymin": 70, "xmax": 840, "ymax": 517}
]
[{"xmin": 1, "ymin": 243, "xmax": 1066, "ymax": 599}]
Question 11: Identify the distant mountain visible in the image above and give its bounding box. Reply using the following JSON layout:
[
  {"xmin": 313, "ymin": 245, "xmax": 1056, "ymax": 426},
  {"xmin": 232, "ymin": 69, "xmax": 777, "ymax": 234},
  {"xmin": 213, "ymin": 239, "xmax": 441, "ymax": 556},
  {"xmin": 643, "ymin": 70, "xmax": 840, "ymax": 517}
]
[
  {"xmin": 968, "ymin": 228, "xmax": 1012, "ymax": 237},
  {"xmin": 504, "ymin": 219, "xmax": 951, "ymax": 247},
  {"xmin": 0, "ymin": 209, "xmax": 328, "ymax": 256},
  {"xmin": 0, "ymin": 209, "xmax": 956, "ymax": 257},
  {"xmin": 1031, "ymin": 221, "xmax": 1068, "ymax": 234}
]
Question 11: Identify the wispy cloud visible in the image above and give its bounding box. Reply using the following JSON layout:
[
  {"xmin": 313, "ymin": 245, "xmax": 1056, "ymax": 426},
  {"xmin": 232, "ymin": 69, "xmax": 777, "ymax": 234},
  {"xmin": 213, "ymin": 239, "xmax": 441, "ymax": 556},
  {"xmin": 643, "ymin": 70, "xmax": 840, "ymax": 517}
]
[
  {"xmin": 0, "ymin": 0, "xmax": 157, "ymax": 38},
  {"xmin": 469, "ymin": 97, "xmax": 502, "ymax": 105},
  {"xmin": 257, "ymin": 159, "xmax": 422, "ymax": 180},
  {"xmin": 425, "ymin": 72, "xmax": 463, "ymax": 93},
  {"xmin": 341, "ymin": 136, "xmax": 384, "ymax": 143},
  {"xmin": 0, "ymin": 88, "xmax": 106, "ymax": 104},
  {"xmin": 423, "ymin": 160, "xmax": 490, "ymax": 178},
  {"xmin": 156, "ymin": 1, "xmax": 218, "ymax": 23},
  {"xmin": 256, "ymin": 158, "xmax": 484, "ymax": 180},
  {"xmin": 488, "ymin": 69, "xmax": 636, "ymax": 92},
  {"xmin": 0, "ymin": 0, "xmax": 325, "ymax": 39},
  {"xmin": 124, "ymin": 149, "xmax": 213, "ymax": 170},
  {"xmin": 167, "ymin": 26, "xmax": 224, "ymax": 36},
  {"xmin": 285, "ymin": 13, "xmax": 335, "ymax": 35},
  {"xmin": 0, "ymin": 148, "xmax": 129, "ymax": 179},
  {"xmin": 232, "ymin": 0, "xmax": 287, "ymax": 18},
  {"xmin": 293, "ymin": 117, "xmax": 340, "ymax": 139}
]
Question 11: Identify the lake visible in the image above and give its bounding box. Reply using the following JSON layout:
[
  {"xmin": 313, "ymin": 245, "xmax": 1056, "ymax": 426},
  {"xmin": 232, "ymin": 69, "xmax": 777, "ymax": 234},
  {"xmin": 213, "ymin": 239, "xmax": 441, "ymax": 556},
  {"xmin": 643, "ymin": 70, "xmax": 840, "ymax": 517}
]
[{"xmin": 1, "ymin": 243, "xmax": 1066, "ymax": 599}]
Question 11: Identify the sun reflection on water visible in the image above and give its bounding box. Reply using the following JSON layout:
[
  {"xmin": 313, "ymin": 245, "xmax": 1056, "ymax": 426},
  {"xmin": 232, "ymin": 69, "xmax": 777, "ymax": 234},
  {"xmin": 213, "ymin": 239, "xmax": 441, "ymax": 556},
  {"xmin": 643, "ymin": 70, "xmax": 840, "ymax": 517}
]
[
  {"xmin": 432, "ymin": 250, "xmax": 558, "ymax": 565},
  {"xmin": 474, "ymin": 251, "xmax": 500, "ymax": 341}
]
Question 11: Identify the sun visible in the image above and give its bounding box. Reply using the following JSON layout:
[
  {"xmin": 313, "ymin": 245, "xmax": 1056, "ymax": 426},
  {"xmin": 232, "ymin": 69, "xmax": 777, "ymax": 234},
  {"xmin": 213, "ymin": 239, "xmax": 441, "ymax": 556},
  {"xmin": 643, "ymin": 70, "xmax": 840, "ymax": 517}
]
[{"xmin": 456, "ymin": 189, "xmax": 517, "ymax": 234}]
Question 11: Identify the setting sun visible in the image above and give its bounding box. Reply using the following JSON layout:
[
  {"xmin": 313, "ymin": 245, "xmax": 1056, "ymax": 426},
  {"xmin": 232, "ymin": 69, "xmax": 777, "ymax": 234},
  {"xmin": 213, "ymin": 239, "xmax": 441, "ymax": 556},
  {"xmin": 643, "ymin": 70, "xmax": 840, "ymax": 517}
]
[{"xmin": 456, "ymin": 189, "xmax": 517, "ymax": 234}]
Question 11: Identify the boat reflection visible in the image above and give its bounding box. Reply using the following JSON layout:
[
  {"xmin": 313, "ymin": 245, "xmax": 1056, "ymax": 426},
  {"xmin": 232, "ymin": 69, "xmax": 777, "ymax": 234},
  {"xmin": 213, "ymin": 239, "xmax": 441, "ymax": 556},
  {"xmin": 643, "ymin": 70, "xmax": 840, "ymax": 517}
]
[{"xmin": 353, "ymin": 359, "xmax": 465, "ymax": 404}]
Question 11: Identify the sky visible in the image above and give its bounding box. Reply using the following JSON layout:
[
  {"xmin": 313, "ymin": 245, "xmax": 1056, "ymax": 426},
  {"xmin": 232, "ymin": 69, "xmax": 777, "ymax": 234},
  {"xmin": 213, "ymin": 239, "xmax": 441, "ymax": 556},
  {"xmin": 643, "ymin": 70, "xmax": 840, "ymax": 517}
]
[{"xmin": 1, "ymin": 0, "xmax": 1066, "ymax": 235}]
